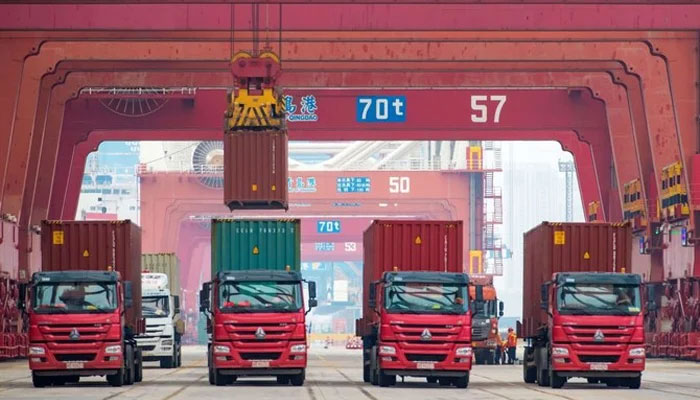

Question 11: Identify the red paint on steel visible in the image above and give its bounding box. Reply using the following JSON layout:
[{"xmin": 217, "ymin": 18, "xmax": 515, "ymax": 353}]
[
  {"xmin": 522, "ymin": 222, "xmax": 633, "ymax": 339},
  {"xmin": 2, "ymin": 4, "xmax": 700, "ymax": 30},
  {"xmin": 223, "ymin": 132, "xmax": 289, "ymax": 210},
  {"xmin": 358, "ymin": 220, "xmax": 464, "ymax": 335},
  {"xmin": 40, "ymin": 220, "xmax": 142, "ymax": 332}
]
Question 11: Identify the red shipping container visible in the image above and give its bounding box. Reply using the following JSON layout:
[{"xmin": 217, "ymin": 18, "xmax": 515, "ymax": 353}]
[
  {"xmin": 522, "ymin": 222, "xmax": 632, "ymax": 339},
  {"xmin": 358, "ymin": 220, "xmax": 463, "ymax": 334},
  {"xmin": 224, "ymin": 131, "xmax": 288, "ymax": 210},
  {"xmin": 40, "ymin": 220, "xmax": 143, "ymax": 333}
]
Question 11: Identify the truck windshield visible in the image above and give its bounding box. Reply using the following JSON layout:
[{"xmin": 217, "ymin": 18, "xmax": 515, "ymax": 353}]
[
  {"xmin": 33, "ymin": 282, "xmax": 118, "ymax": 314},
  {"xmin": 385, "ymin": 283, "xmax": 468, "ymax": 314},
  {"xmin": 219, "ymin": 281, "xmax": 302, "ymax": 313},
  {"xmin": 557, "ymin": 284, "xmax": 641, "ymax": 315},
  {"xmin": 471, "ymin": 299, "xmax": 498, "ymax": 318},
  {"xmin": 142, "ymin": 296, "xmax": 169, "ymax": 317}
]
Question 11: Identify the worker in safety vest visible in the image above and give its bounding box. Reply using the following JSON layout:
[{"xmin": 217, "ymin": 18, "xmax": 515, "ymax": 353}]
[
  {"xmin": 494, "ymin": 332, "xmax": 505, "ymax": 365},
  {"xmin": 506, "ymin": 328, "xmax": 517, "ymax": 364}
]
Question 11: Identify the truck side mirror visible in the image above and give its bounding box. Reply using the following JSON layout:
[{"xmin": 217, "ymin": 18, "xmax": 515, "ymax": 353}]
[
  {"xmin": 124, "ymin": 281, "xmax": 134, "ymax": 309},
  {"xmin": 499, "ymin": 301, "xmax": 505, "ymax": 317},
  {"xmin": 368, "ymin": 283, "xmax": 377, "ymax": 309},
  {"xmin": 540, "ymin": 284, "xmax": 548, "ymax": 310},
  {"xmin": 308, "ymin": 281, "xmax": 317, "ymax": 300},
  {"xmin": 173, "ymin": 295, "xmax": 181, "ymax": 314},
  {"xmin": 17, "ymin": 283, "xmax": 27, "ymax": 312},
  {"xmin": 199, "ymin": 283, "xmax": 211, "ymax": 313}
]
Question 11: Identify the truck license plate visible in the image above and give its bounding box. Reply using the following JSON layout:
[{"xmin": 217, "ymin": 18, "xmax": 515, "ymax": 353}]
[
  {"xmin": 252, "ymin": 361, "xmax": 270, "ymax": 368},
  {"xmin": 589, "ymin": 363, "xmax": 608, "ymax": 371},
  {"xmin": 416, "ymin": 362, "xmax": 435, "ymax": 370},
  {"xmin": 65, "ymin": 361, "xmax": 84, "ymax": 369}
]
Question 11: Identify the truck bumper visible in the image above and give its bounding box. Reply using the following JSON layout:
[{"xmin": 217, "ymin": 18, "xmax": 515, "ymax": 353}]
[
  {"xmin": 136, "ymin": 336, "xmax": 174, "ymax": 361},
  {"xmin": 28, "ymin": 342, "xmax": 123, "ymax": 376},
  {"xmin": 212, "ymin": 341, "xmax": 307, "ymax": 376},
  {"xmin": 550, "ymin": 344, "xmax": 645, "ymax": 377},
  {"xmin": 378, "ymin": 343, "xmax": 472, "ymax": 376}
]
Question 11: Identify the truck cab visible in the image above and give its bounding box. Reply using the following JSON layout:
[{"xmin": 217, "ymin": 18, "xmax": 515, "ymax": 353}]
[
  {"xmin": 364, "ymin": 271, "xmax": 473, "ymax": 388},
  {"xmin": 136, "ymin": 273, "xmax": 184, "ymax": 368},
  {"xmin": 200, "ymin": 270, "xmax": 317, "ymax": 386},
  {"xmin": 469, "ymin": 276, "xmax": 504, "ymax": 364},
  {"xmin": 22, "ymin": 270, "xmax": 142, "ymax": 387},
  {"xmin": 524, "ymin": 272, "xmax": 647, "ymax": 389}
]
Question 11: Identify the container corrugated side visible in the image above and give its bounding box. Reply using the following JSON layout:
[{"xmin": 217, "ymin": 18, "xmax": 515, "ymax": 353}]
[
  {"xmin": 224, "ymin": 131, "xmax": 288, "ymax": 210},
  {"xmin": 40, "ymin": 220, "xmax": 143, "ymax": 332},
  {"xmin": 522, "ymin": 222, "xmax": 632, "ymax": 339},
  {"xmin": 211, "ymin": 219, "xmax": 301, "ymax": 277},
  {"xmin": 358, "ymin": 220, "xmax": 463, "ymax": 335},
  {"xmin": 142, "ymin": 253, "xmax": 180, "ymax": 294}
]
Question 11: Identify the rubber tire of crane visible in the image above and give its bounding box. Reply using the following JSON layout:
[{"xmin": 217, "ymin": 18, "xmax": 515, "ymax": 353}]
[
  {"xmin": 107, "ymin": 368, "xmax": 125, "ymax": 387},
  {"xmin": 31, "ymin": 373, "xmax": 49, "ymax": 388},
  {"xmin": 626, "ymin": 376, "xmax": 642, "ymax": 389},
  {"xmin": 549, "ymin": 370, "xmax": 566, "ymax": 389},
  {"xmin": 125, "ymin": 344, "xmax": 135, "ymax": 385},
  {"xmin": 455, "ymin": 372, "xmax": 470, "ymax": 389},
  {"xmin": 290, "ymin": 370, "xmax": 306, "ymax": 386}
]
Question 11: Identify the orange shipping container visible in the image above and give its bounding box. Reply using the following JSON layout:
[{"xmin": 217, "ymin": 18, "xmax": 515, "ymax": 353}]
[
  {"xmin": 40, "ymin": 220, "xmax": 143, "ymax": 333},
  {"xmin": 522, "ymin": 222, "xmax": 632, "ymax": 339},
  {"xmin": 224, "ymin": 131, "xmax": 288, "ymax": 210}
]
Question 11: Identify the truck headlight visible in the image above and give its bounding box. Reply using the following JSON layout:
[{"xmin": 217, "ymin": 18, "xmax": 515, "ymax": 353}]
[
  {"xmin": 290, "ymin": 344, "xmax": 306, "ymax": 353},
  {"xmin": 552, "ymin": 347, "xmax": 569, "ymax": 356},
  {"xmin": 456, "ymin": 347, "xmax": 472, "ymax": 356},
  {"xmin": 162, "ymin": 339, "xmax": 173, "ymax": 346},
  {"xmin": 29, "ymin": 346, "xmax": 45, "ymax": 355},
  {"xmin": 629, "ymin": 348, "xmax": 645, "ymax": 357},
  {"xmin": 214, "ymin": 345, "xmax": 230, "ymax": 354},
  {"xmin": 379, "ymin": 346, "xmax": 396, "ymax": 355},
  {"xmin": 105, "ymin": 345, "xmax": 122, "ymax": 354}
]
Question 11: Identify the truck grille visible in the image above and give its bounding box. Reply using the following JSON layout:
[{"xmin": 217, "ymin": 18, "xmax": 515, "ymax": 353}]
[
  {"xmin": 391, "ymin": 322, "xmax": 463, "ymax": 350},
  {"xmin": 223, "ymin": 322, "xmax": 294, "ymax": 344},
  {"xmin": 240, "ymin": 352, "xmax": 281, "ymax": 360},
  {"xmin": 55, "ymin": 353, "xmax": 96, "ymax": 362},
  {"xmin": 38, "ymin": 323, "xmax": 110, "ymax": 342},
  {"xmin": 146, "ymin": 324, "xmax": 165, "ymax": 335},
  {"xmin": 405, "ymin": 354, "xmax": 446, "ymax": 362},
  {"xmin": 139, "ymin": 346, "xmax": 156, "ymax": 352},
  {"xmin": 579, "ymin": 355, "xmax": 620, "ymax": 363},
  {"xmin": 562, "ymin": 325, "xmax": 633, "ymax": 347},
  {"xmin": 471, "ymin": 325, "xmax": 489, "ymax": 341}
]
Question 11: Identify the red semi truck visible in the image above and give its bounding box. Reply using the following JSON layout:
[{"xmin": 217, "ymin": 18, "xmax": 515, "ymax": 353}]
[
  {"xmin": 521, "ymin": 222, "xmax": 649, "ymax": 389},
  {"xmin": 20, "ymin": 221, "xmax": 144, "ymax": 387},
  {"xmin": 357, "ymin": 220, "xmax": 475, "ymax": 388}
]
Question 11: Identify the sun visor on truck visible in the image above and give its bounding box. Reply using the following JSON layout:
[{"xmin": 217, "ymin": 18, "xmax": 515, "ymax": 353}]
[
  {"xmin": 556, "ymin": 272, "xmax": 641, "ymax": 286},
  {"xmin": 217, "ymin": 270, "xmax": 303, "ymax": 282},
  {"xmin": 32, "ymin": 271, "xmax": 120, "ymax": 284},
  {"xmin": 383, "ymin": 271, "xmax": 469, "ymax": 285}
]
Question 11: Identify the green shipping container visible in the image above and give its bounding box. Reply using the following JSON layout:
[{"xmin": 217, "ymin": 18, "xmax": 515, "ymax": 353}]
[{"xmin": 211, "ymin": 219, "xmax": 301, "ymax": 276}]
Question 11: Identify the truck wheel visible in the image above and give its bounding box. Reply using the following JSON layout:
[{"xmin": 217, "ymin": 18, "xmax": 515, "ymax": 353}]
[
  {"xmin": 107, "ymin": 368, "xmax": 125, "ymax": 387},
  {"xmin": 523, "ymin": 362, "xmax": 537, "ymax": 384},
  {"xmin": 426, "ymin": 377, "xmax": 438, "ymax": 384},
  {"xmin": 378, "ymin": 369, "xmax": 395, "ymax": 387},
  {"xmin": 369, "ymin": 347, "xmax": 379, "ymax": 386},
  {"xmin": 362, "ymin": 339, "xmax": 372, "ymax": 383},
  {"xmin": 161, "ymin": 356, "xmax": 175, "ymax": 369},
  {"xmin": 455, "ymin": 372, "xmax": 469, "ymax": 388},
  {"xmin": 290, "ymin": 370, "xmax": 306, "ymax": 386},
  {"xmin": 31, "ymin": 373, "xmax": 49, "ymax": 388},
  {"xmin": 214, "ymin": 369, "xmax": 230, "ymax": 386},
  {"xmin": 176, "ymin": 344, "xmax": 183, "ymax": 367},
  {"xmin": 536, "ymin": 365, "xmax": 550, "ymax": 387},
  {"xmin": 125, "ymin": 344, "xmax": 135, "ymax": 385},
  {"xmin": 208, "ymin": 363, "xmax": 215, "ymax": 385},
  {"xmin": 626, "ymin": 376, "xmax": 641, "ymax": 389},
  {"xmin": 549, "ymin": 370, "xmax": 566, "ymax": 389},
  {"xmin": 135, "ymin": 354, "xmax": 143, "ymax": 383}
]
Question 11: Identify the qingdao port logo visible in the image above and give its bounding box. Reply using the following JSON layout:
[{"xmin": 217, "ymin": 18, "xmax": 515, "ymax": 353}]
[{"xmin": 285, "ymin": 95, "xmax": 319, "ymax": 122}]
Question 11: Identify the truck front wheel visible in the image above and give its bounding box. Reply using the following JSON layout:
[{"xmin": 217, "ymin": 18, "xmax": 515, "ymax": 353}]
[
  {"xmin": 290, "ymin": 370, "xmax": 305, "ymax": 386},
  {"xmin": 536, "ymin": 365, "xmax": 549, "ymax": 387},
  {"xmin": 107, "ymin": 368, "xmax": 125, "ymax": 387},
  {"xmin": 31, "ymin": 373, "xmax": 49, "ymax": 388},
  {"xmin": 626, "ymin": 376, "xmax": 641, "ymax": 389},
  {"xmin": 378, "ymin": 370, "xmax": 395, "ymax": 387},
  {"xmin": 125, "ymin": 344, "xmax": 135, "ymax": 385},
  {"xmin": 549, "ymin": 370, "xmax": 566, "ymax": 389},
  {"xmin": 455, "ymin": 372, "xmax": 470, "ymax": 388}
]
